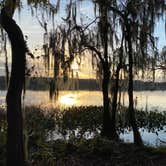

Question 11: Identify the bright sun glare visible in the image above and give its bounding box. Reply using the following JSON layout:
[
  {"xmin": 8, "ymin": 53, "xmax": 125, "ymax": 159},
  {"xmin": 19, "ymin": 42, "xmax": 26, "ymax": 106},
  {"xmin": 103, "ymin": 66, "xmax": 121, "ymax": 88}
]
[
  {"xmin": 59, "ymin": 94, "xmax": 77, "ymax": 105},
  {"xmin": 71, "ymin": 62, "xmax": 79, "ymax": 70}
]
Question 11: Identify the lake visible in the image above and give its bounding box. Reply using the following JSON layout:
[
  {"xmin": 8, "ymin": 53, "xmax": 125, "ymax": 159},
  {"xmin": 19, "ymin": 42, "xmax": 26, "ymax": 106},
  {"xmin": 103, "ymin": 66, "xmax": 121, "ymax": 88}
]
[
  {"xmin": 0, "ymin": 90, "xmax": 166, "ymax": 146},
  {"xmin": 0, "ymin": 90, "xmax": 166, "ymax": 111}
]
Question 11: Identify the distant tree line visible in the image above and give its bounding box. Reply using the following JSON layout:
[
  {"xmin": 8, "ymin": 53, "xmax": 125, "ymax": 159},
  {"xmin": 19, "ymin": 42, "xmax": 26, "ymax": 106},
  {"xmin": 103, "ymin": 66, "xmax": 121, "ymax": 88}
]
[{"xmin": 0, "ymin": 76, "xmax": 166, "ymax": 91}]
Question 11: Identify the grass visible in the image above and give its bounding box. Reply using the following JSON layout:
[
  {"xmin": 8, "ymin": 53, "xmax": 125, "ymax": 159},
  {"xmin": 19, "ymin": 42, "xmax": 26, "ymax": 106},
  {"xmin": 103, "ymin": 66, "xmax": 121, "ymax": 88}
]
[{"xmin": 30, "ymin": 137, "xmax": 166, "ymax": 166}]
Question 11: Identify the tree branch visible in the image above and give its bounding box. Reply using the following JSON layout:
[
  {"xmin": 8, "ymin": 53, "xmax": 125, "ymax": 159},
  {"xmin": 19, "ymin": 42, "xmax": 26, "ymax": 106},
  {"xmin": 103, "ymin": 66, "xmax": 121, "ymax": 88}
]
[
  {"xmin": 85, "ymin": 45, "xmax": 104, "ymax": 64},
  {"xmin": 109, "ymin": 6, "xmax": 124, "ymax": 19}
]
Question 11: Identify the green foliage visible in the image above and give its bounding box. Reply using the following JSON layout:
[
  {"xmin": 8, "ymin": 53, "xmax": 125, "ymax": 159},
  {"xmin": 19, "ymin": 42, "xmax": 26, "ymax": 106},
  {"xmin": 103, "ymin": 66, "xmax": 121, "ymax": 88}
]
[
  {"xmin": 136, "ymin": 110, "xmax": 166, "ymax": 132},
  {"xmin": 39, "ymin": 138, "xmax": 166, "ymax": 166},
  {"xmin": 0, "ymin": 106, "xmax": 166, "ymax": 165},
  {"xmin": 51, "ymin": 137, "xmax": 116, "ymax": 158},
  {"xmin": 23, "ymin": 106, "xmax": 56, "ymax": 165},
  {"xmin": 148, "ymin": 146, "xmax": 166, "ymax": 155},
  {"xmin": 56, "ymin": 106, "xmax": 103, "ymax": 138},
  {"xmin": 26, "ymin": 106, "xmax": 55, "ymax": 140},
  {"xmin": 24, "ymin": 106, "xmax": 166, "ymax": 139},
  {"xmin": 54, "ymin": 106, "xmax": 166, "ymax": 138},
  {"xmin": 1, "ymin": 106, "xmax": 166, "ymax": 144},
  {"xmin": 29, "ymin": 142, "xmax": 56, "ymax": 166}
]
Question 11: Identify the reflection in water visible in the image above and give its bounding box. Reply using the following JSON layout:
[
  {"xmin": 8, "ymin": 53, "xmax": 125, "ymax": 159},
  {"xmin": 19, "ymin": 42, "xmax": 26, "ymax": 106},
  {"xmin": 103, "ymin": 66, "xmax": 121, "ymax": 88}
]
[
  {"xmin": 0, "ymin": 90, "xmax": 166, "ymax": 146},
  {"xmin": 57, "ymin": 91, "xmax": 103, "ymax": 108},
  {"xmin": 59, "ymin": 94, "xmax": 77, "ymax": 105},
  {"xmin": 0, "ymin": 90, "xmax": 166, "ymax": 111},
  {"xmin": 120, "ymin": 126, "xmax": 166, "ymax": 147}
]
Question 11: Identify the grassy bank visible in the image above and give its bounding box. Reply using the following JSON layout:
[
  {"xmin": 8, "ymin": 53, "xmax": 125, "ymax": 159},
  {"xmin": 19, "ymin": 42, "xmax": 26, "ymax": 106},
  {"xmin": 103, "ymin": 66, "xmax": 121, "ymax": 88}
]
[
  {"xmin": 0, "ymin": 106, "xmax": 166, "ymax": 165},
  {"xmin": 29, "ymin": 138, "xmax": 166, "ymax": 166}
]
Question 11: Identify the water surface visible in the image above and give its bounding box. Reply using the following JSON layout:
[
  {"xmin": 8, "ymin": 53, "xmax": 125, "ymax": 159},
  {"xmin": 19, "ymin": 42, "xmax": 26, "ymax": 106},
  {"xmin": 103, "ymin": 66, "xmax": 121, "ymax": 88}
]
[
  {"xmin": 0, "ymin": 90, "xmax": 166, "ymax": 111},
  {"xmin": 1, "ymin": 90, "xmax": 166, "ymax": 146}
]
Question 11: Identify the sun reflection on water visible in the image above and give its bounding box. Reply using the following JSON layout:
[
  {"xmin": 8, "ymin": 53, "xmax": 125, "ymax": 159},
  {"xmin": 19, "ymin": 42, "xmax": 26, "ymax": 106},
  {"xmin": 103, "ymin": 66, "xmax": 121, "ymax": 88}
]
[{"xmin": 59, "ymin": 94, "xmax": 77, "ymax": 106}]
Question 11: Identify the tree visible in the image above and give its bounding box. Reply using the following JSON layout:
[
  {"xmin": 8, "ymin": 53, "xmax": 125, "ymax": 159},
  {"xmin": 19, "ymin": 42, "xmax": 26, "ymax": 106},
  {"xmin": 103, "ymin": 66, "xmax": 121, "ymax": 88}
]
[
  {"xmin": 108, "ymin": 0, "xmax": 165, "ymax": 145},
  {"xmin": 66, "ymin": 0, "xmax": 165, "ymax": 144},
  {"xmin": 0, "ymin": 0, "xmax": 60, "ymax": 165},
  {"xmin": 95, "ymin": 0, "xmax": 117, "ymax": 139},
  {"xmin": 60, "ymin": 0, "xmax": 122, "ymax": 139},
  {"xmin": 0, "ymin": 1, "xmax": 26, "ymax": 165}
]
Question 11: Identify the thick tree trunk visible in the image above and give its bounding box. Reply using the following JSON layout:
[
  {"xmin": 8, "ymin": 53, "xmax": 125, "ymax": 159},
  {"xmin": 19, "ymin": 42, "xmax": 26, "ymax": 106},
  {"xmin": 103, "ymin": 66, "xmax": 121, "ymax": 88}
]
[
  {"xmin": 1, "ymin": 9, "xmax": 26, "ymax": 165},
  {"xmin": 126, "ymin": 24, "xmax": 143, "ymax": 146},
  {"xmin": 99, "ymin": 4, "xmax": 118, "ymax": 139}
]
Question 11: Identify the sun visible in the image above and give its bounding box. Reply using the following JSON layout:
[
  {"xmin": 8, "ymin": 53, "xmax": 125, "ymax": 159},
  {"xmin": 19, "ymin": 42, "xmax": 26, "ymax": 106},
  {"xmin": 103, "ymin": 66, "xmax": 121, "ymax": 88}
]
[{"xmin": 71, "ymin": 62, "xmax": 79, "ymax": 70}]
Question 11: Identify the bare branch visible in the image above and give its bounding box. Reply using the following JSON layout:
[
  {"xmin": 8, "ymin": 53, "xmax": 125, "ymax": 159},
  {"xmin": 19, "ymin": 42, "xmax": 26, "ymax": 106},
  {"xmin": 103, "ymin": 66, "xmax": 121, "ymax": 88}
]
[
  {"xmin": 85, "ymin": 45, "xmax": 104, "ymax": 64},
  {"xmin": 109, "ymin": 6, "xmax": 124, "ymax": 19}
]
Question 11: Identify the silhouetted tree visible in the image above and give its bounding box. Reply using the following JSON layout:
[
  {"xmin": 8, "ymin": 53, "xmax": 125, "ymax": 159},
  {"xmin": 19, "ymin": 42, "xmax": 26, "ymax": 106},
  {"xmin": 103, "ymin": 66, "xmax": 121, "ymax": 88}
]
[
  {"xmin": 0, "ymin": 1, "xmax": 26, "ymax": 164},
  {"xmin": 66, "ymin": 0, "xmax": 166, "ymax": 144},
  {"xmin": 62, "ymin": 0, "xmax": 121, "ymax": 139},
  {"xmin": 0, "ymin": 0, "xmax": 61, "ymax": 165},
  {"xmin": 108, "ymin": 0, "xmax": 165, "ymax": 145}
]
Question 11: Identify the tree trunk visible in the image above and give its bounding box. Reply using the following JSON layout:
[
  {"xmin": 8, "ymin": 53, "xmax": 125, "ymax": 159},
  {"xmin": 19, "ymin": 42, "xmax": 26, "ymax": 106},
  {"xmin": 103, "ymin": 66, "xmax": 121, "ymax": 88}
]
[
  {"xmin": 110, "ymin": 43, "xmax": 124, "ymax": 140},
  {"xmin": 126, "ymin": 23, "xmax": 143, "ymax": 146},
  {"xmin": 4, "ymin": 33, "xmax": 9, "ymax": 86},
  {"xmin": 101, "ymin": 65, "xmax": 112, "ymax": 138},
  {"xmin": 110, "ymin": 65, "xmax": 120, "ymax": 140},
  {"xmin": 1, "ymin": 8, "xmax": 26, "ymax": 165},
  {"xmin": 99, "ymin": 4, "xmax": 118, "ymax": 139}
]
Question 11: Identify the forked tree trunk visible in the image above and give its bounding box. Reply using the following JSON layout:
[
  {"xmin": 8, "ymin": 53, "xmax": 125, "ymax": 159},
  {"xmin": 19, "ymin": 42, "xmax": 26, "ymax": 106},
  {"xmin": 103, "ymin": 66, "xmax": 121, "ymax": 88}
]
[
  {"xmin": 100, "ymin": 3, "xmax": 118, "ymax": 139},
  {"xmin": 1, "ymin": 8, "xmax": 26, "ymax": 165},
  {"xmin": 126, "ymin": 23, "xmax": 143, "ymax": 146},
  {"xmin": 99, "ymin": 4, "xmax": 116, "ymax": 139}
]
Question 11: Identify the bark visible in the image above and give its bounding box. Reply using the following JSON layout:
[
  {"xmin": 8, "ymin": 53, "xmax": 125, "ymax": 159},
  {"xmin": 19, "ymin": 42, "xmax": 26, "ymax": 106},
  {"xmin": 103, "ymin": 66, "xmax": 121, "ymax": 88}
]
[
  {"xmin": 1, "ymin": 8, "xmax": 26, "ymax": 165},
  {"xmin": 110, "ymin": 43, "xmax": 124, "ymax": 141},
  {"xmin": 4, "ymin": 34, "xmax": 9, "ymax": 86},
  {"xmin": 49, "ymin": 51, "xmax": 59, "ymax": 100},
  {"xmin": 101, "ymin": 64, "xmax": 112, "ymax": 138},
  {"xmin": 126, "ymin": 23, "xmax": 143, "ymax": 146},
  {"xmin": 100, "ymin": 4, "xmax": 118, "ymax": 139},
  {"xmin": 110, "ymin": 65, "xmax": 120, "ymax": 140}
]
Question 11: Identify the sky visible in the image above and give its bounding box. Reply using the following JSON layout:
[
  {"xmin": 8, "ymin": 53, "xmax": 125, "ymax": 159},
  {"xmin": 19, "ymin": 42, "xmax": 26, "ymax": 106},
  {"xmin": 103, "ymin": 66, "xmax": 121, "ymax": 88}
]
[
  {"xmin": 0, "ymin": 1, "xmax": 165, "ymax": 78},
  {"xmin": 154, "ymin": 18, "xmax": 166, "ymax": 50},
  {"xmin": 12, "ymin": 1, "xmax": 165, "ymax": 51}
]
